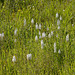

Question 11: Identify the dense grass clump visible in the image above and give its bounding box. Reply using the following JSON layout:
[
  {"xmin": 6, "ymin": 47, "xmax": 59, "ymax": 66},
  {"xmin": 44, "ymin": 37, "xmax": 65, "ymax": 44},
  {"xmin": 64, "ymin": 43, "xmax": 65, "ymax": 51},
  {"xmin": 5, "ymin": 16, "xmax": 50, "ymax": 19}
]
[{"xmin": 0, "ymin": 0, "xmax": 75, "ymax": 75}]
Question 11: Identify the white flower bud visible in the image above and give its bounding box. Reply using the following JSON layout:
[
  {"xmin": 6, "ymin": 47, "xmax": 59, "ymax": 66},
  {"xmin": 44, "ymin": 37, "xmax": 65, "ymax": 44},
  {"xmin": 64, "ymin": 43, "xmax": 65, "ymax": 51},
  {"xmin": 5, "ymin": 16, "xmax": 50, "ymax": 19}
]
[
  {"xmin": 54, "ymin": 42, "xmax": 56, "ymax": 53},
  {"xmin": 58, "ymin": 26, "xmax": 60, "ymax": 29},
  {"xmin": 51, "ymin": 31, "xmax": 53, "ymax": 36},
  {"xmin": 47, "ymin": 27, "xmax": 49, "ymax": 31},
  {"xmin": 27, "ymin": 54, "xmax": 32, "ymax": 60},
  {"xmin": 35, "ymin": 23, "xmax": 38, "ymax": 29},
  {"xmin": 12, "ymin": 56, "xmax": 16, "ymax": 62},
  {"xmin": 66, "ymin": 34, "xmax": 69, "ymax": 42},
  {"xmin": 35, "ymin": 35, "xmax": 38, "ymax": 41},
  {"xmin": 39, "ymin": 31, "xmax": 41, "ymax": 35},
  {"xmin": 24, "ymin": 18, "xmax": 26, "ymax": 26},
  {"xmin": 0, "ymin": 33, "xmax": 4, "ymax": 40},
  {"xmin": 31, "ymin": 18, "xmax": 34, "ymax": 24},
  {"xmin": 42, "ymin": 32, "xmax": 46, "ymax": 38},
  {"xmin": 41, "ymin": 40, "xmax": 44, "ymax": 46},
  {"xmin": 56, "ymin": 13, "xmax": 59, "ymax": 18},
  {"xmin": 60, "ymin": 15, "xmax": 62, "ymax": 20},
  {"xmin": 48, "ymin": 33, "xmax": 51, "ymax": 38},
  {"xmin": 39, "ymin": 35, "xmax": 41, "ymax": 39},
  {"xmin": 58, "ymin": 49, "xmax": 61, "ymax": 54},
  {"xmin": 56, "ymin": 34, "xmax": 58, "ymax": 38},
  {"xmin": 14, "ymin": 39, "xmax": 17, "ymax": 42},
  {"xmin": 57, "ymin": 19, "xmax": 60, "ymax": 25},
  {"xmin": 14, "ymin": 28, "xmax": 17, "ymax": 35},
  {"xmin": 39, "ymin": 24, "xmax": 41, "ymax": 29}
]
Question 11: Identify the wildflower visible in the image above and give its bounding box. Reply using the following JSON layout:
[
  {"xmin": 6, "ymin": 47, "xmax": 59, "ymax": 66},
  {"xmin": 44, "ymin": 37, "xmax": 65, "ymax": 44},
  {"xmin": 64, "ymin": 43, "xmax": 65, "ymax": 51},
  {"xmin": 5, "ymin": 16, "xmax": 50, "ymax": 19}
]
[
  {"xmin": 58, "ymin": 25, "xmax": 60, "ymax": 29},
  {"xmin": 63, "ymin": 10, "xmax": 65, "ymax": 11},
  {"xmin": 56, "ymin": 34, "xmax": 58, "ymax": 38},
  {"xmin": 72, "ymin": 24, "xmax": 74, "ymax": 27},
  {"xmin": 52, "ymin": 24, "xmax": 53, "ymax": 26},
  {"xmin": 47, "ymin": 27, "xmax": 49, "ymax": 31},
  {"xmin": 39, "ymin": 31, "xmax": 41, "ymax": 35},
  {"xmin": 57, "ymin": 19, "xmax": 60, "ymax": 25},
  {"xmin": 48, "ymin": 33, "xmax": 51, "ymax": 38},
  {"xmin": 58, "ymin": 49, "xmax": 61, "ymax": 54},
  {"xmin": 31, "ymin": 18, "xmax": 34, "ymax": 24},
  {"xmin": 54, "ymin": 42, "xmax": 56, "ymax": 53},
  {"xmin": 39, "ymin": 23, "xmax": 41, "ymax": 29},
  {"xmin": 35, "ymin": 35, "xmax": 38, "ymax": 41},
  {"xmin": 0, "ymin": 33, "xmax": 4, "ymax": 40},
  {"xmin": 35, "ymin": 23, "xmax": 38, "ymax": 29},
  {"xmin": 56, "ymin": 13, "xmax": 59, "ymax": 18},
  {"xmin": 60, "ymin": 15, "xmax": 62, "ymax": 20},
  {"xmin": 41, "ymin": 40, "xmax": 44, "ymax": 49},
  {"xmin": 0, "ymin": 34, "xmax": 1, "ymax": 37},
  {"xmin": 27, "ymin": 54, "xmax": 32, "ymax": 60},
  {"xmin": 39, "ymin": 35, "xmax": 41, "ymax": 39},
  {"xmin": 14, "ymin": 28, "xmax": 17, "ymax": 35},
  {"xmin": 14, "ymin": 39, "xmax": 17, "ymax": 42},
  {"xmin": 12, "ymin": 56, "xmax": 16, "ymax": 63},
  {"xmin": 42, "ymin": 32, "xmax": 46, "ymax": 38},
  {"xmin": 51, "ymin": 31, "xmax": 53, "ymax": 36},
  {"xmin": 24, "ymin": 18, "xmax": 26, "ymax": 26},
  {"xmin": 66, "ymin": 34, "xmax": 69, "ymax": 42},
  {"xmin": 1, "ymin": 33, "xmax": 4, "ymax": 37}
]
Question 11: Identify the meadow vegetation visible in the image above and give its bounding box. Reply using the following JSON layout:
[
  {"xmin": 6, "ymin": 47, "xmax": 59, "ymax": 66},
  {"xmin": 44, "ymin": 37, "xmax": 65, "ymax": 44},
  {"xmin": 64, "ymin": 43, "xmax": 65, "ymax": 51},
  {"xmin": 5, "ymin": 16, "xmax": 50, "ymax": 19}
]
[{"xmin": 0, "ymin": 0, "xmax": 75, "ymax": 75}]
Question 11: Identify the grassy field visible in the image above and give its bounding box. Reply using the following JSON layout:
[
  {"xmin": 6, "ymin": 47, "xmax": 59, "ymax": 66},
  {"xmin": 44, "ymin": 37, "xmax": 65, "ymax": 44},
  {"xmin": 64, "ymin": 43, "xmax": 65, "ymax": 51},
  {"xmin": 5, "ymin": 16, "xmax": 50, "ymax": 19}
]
[{"xmin": 0, "ymin": 0, "xmax": 75, "ymax": 75}]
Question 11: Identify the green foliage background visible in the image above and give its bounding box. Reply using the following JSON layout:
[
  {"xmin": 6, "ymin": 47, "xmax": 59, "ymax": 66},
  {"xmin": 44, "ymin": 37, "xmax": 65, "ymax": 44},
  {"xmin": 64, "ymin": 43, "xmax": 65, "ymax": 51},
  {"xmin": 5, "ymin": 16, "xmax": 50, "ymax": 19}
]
[{"xmin": 0, "ymin": 0, "xmax": 75, "ymax": 75}]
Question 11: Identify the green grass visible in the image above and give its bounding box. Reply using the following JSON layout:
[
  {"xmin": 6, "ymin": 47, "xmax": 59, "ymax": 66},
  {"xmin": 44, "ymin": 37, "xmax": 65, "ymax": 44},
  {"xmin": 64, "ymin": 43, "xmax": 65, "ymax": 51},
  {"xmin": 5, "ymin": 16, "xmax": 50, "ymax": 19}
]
[{"xmin": 0, "ymin": 0, "xmax": 75, "ymax": 75}]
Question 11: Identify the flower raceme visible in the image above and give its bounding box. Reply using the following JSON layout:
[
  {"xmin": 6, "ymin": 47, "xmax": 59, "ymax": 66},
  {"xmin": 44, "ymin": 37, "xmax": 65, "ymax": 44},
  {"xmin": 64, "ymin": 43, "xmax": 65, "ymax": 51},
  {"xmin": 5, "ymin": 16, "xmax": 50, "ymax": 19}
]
[
  {"xmin": 42, "ymin": 32, "xmax": 46, "ymax": 38},
  {"xmin": 35, "ymin": 23, "xmax": 38, "ymax": 29},
  {"xmin": 0, "ymin": 33, "xmax": 4, "ymax": 40},
  {"xmin": 39, "ymin": 24, "xmax": 41, "ymax": 30},
  {"xmin": 12, "ymin": 56, "xmax": 16, "ymax": 63},
  {"xmin": 66, "ymin": 34, "xmax": 69, "ymax": 42},
  {"xmin": 27, "ymin": 54, "xmax": 32, "ymax": 60},
  {"xmin": 54, "ymin": 42, "xmax": 56, "ymax": 53},
  {"xmin": 41, "ymin": 40, "xmax": 44, "ymax": 49},
  {"xmin": 24, "ymin": 17, "xmax": 26, "ymax": 26},
  {"xmin": 31, "ymin": 18, "xmax": 34, "ymax": 23},
  {"xmin": 14, "ymin": 28, "xmax": 18, "ymax": 35},
  {"xmin": 35, "ymin": 35, "xmax": 38, "ymax": 42},
  {"xmin": 56, "ymin": 13, "xmax": 59, "ymax": 18}
]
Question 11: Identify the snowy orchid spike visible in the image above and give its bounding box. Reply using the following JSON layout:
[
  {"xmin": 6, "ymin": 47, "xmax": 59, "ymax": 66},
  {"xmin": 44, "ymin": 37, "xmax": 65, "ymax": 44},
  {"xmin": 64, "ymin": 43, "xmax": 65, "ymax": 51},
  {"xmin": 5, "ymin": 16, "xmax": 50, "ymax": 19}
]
[
  {"xmin": 42, "ymin": 32, "xmax": 46, "ymax": 38},
  {"xmin": 54, "ymin": 42, "xmax": 56, "ymax": 53},
  {"xmin": 14, "ymin": 39, "xmax": 17, "ymax": 42},
  {"xmin": 48, "ymin": 33, "xmax": 51, "ymax": 38},
  {"xmin": 66, "ymin": 34, "xmax": 69, "ymax": 42},
  {"xmin": 24, "ymin": 17, "xmax": 26, "ymax": 26},
  {"xmin": 35, "ymin": 23, "xmax": 38, "ymax": 29},
  {"xmin": 56, "ymin": 13, "xmax": 59, "ymax": 18},
  {"xmin": 60, "ymin": 15, "xmax": 62, "ymax": 20},
  {"xmin": 39, "ymin": 31, "xmax": 41, "ymax": 35},
  {"xmin": 0, "ymin": 33, "xmax": 4, "ymax": 40},
  {"xmin": 12, "ymin": 56, "xmax": 16, "ymax": 63},
  {"xmin": 57, "ymin": 19, "xmax": 60, "ymax": 25},
  {"xmin": 31, "ymin": 18, "xmax": 34, "ymax": 24},
  {"xmin": 39, "ymin": 23, "xmax": 41, "ymax": 29},
  {"xmin": 41, "ymin": 40, "xmax": 44, "ymax": 49},
  {"xmin": 14, "ymin": 28, "xmax": 18, "ymax": 35},
  {"xmin": 27, "ymin": 54, "xmax": 32, "ymax": 60},
  {"xmin": 58, "ymin": 49, "xmax": 61, "ymax": 54},
  {"xmin": 56, "ymin": 34, "xmax": 58, "ymax": 38},
  {"xmin": 39, "ymin": 35, "xmax": 41, "ymax": 39},
  {"xmin": 35, "ymin": 35, "xmax": 38, "ymax": 42},
  {"xmin": 58, "ymin": 26, "xmax": 60, "ymax": 29},
  {"xmin": 47, "ymin": 27, "xmax": 49, "ymax": 31},
  {"xmin": 51, "ymin": 31, "xmax": 53, "ymax": 36}
]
